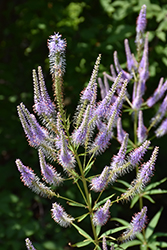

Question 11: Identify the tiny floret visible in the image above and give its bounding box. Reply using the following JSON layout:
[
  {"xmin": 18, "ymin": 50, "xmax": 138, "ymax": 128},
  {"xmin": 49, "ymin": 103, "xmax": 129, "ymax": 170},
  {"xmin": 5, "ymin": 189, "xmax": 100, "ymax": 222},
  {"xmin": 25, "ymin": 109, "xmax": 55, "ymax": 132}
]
[{"xmin": 25, "ymin": 238, "xmax": 36, "ymax": 250}]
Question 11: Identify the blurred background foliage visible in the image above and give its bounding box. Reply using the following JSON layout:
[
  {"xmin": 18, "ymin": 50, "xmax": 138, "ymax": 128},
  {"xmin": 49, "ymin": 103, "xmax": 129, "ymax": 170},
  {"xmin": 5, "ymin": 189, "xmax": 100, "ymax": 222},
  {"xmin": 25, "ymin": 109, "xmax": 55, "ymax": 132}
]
[{"xmin": 0, "ymin": 0, "xmax": 167, "ymax": 249}]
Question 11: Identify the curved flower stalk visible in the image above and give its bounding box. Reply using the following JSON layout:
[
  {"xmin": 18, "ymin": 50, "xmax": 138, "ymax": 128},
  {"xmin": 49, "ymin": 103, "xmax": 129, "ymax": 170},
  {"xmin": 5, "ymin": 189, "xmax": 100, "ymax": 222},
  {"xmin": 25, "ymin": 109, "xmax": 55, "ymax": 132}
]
[
  {"xmin": 51, "ymin": 202, "xmax": 74, "ymax": 227},
  {"xmin": 155, "ymin": 118, "xmax": 167, "ymax": 137},
  {"xmin": 147, "ymin": 77, "xmax": 167, "ymax": 107},
  {"xmin": 118, "ymin": 206, "xmax": 147, "ymax": 243},
  {"xmin": 16, "ymin": 159, "xmax": 55, "ymax": 198},
  {"xmin": 122, "ymin": 146, "xmax": 158, "ymax": 200},
  {"xmin": 90, "ymin": 166, "xmax": 110, "ymax": 192},
  {"xmin": 117, "ymin": 117, "xmax": 126, "ymax": 144},
  {"xmin": 25, "ymin": 238, "xmax": 36, "ymax": 250},
  {"xmin": 38, "ymin": 149, "xmax": 63, "ymax": 186}
]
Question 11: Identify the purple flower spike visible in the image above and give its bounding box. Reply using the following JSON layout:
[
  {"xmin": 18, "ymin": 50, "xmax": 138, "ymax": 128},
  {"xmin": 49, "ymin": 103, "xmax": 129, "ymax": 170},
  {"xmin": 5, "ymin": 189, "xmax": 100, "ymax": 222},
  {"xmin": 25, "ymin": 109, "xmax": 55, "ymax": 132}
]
[
  {"xmin": 16, "ymin": 159, "xmax": 55, "ymax": 198},
  {"xmin": 128, "ymin": 140, "xmax": 150, "ymax": 167},
  {"xmin": 48, "ymin": 32, "xmax": 66, "ymax": 76},
  {"xmin": 33, "ymin": 66, "xmax": 56, "ymax": 118},
  {"xmin": 39, "ymin": 149, "xmax": 63, "ymax": 186},
  {"xmin": 155, "ymin": 118, "xmax": 167, "ymax": 137},
  {"xmin": 111, "ymin": 133, "xmax": 128, "ymax": 170},
  {"xmin": 58, "ymin": 127, "xmax": 75, "ymax": 173},
  {"xmin": 118, "ymin": 207, "xmax": 147, "ymax": 242},
  {"xmin": 114, "ymin": 51, "xmax": 132, "ymax": 81},
  {"xmin": 81, "ymin": 55, "xmax": 101, "ymax": 103},
  {"xmin": 136, "ymin": 5, "xmax": 147, "ymax": 34},
  {"xmin": 25, "ymin": 238, "xmax": 36, "ymax": 250},
  {"xmin": 139, "ymin": 147, "xmax": 158, "ymax": 188},
  {"xmin": 72, "ymin": 104, "xmax": 93, "ymax": 146},
  {"xmin": 147, "ymin": 78, "xmax": 167, "ymax": 107},
  {"xmin": 137, "ymin": 110, "xmax": 147, "ymax": 143},
  {"xmin": 117, "ymin": 117, "xmax": 126, "ymax": 144},
  {"xmin": 124, "ymin": 39, "xmax": 137, "ymax": 72},
  {"xmin": 90, "ymin": 166, "xmax": 110, "ymax": 192},
  {"xmin": 93, "ymin": 200, "xmax": 111, "ymax": 226},
  {"xmin": 51, "ymin": 202, "xmax": 74, "ymax": 227}
]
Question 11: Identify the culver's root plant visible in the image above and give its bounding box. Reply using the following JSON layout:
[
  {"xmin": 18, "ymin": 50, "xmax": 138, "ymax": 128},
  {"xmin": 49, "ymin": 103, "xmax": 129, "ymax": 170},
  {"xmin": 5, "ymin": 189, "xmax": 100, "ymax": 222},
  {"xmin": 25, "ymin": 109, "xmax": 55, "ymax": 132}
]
[{"xmin": 16, "ymin": 5, "xmax": 167, "ymax": 250}]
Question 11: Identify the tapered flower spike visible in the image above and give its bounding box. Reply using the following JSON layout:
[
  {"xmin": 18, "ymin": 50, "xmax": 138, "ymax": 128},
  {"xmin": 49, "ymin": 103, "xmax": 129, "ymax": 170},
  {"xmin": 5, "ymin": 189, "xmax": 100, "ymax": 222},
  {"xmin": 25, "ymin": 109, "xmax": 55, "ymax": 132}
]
[
  {"xmin": 98, "ymin": 77, "xmax": 107, "ymax": 99},
  {"xmin": 124, "ymin": 39, "xmax": 137, "ymax": 72},
  {"xmin": 114, "ymin": 51, "xmax": 132, "ymax": 81},
  {"xmin": 51, "ymin": 202, "xmax": 74, "ymax": 227},
  {"xmin": 118, "ymin": 207, "xmax": 147, "ymax": 243},
  {"xmin": 151, "ymin": 94, "xmax": 167, "ymax": 125},
  {"xmin": 117, "ymin": 117, "xmax": 126, "ymax": 144},
  {"xmin": 48, "ymin": 32, "xmax": 66, "ymax": 76},
  {"xmin": 147, "ymin": 78, "xmax": 167, "ymax": 107},
  {"xmin": 38, "ymin": 149, "xmax": 63, "ymax": 186},
  {"xmin": 74, "ymin": 55, "xmax": 101, "ymax": 128},
  {"xmin": 93, "ymin": 200, "xmax": 111, "ymax": 226},
  {"xmin": 90, "ymin": 166, "xmax": 110, "ymax": 192},
  {"xmin": 111, "ymin": 133, "xmax": 129, "ymax": 170},
  {"xmin": 17, "ymin": 103, "xmax": 49, "ymax": 148},
  {"xmin": 81, "ymin": 54, "xmax": 101, "ymax": 103},
  {"xmin": 33, "ymin": 66, "xmax": 56, "ymax": 118},
  {"xmin": 25, "ymin": 238, "xmax": 36, "ymax": 250},
  {"xmin": 122, "ymin": 146, "xmax": 158, "ymax": 200},
  {"xmin": 128, "ymin": 140, "xmax": 150, "ymax": 167},
  {"xmin": 136, "ymin": 5, "xmax": 147, "ymax": 47},
  {"xmin": 94, "ymin": 72, "xmax": 122, "ymax": 119},
  {"xmin": 138, "ymin": 33, "xmax": 149, "ymax": 95},
  {"xmin": 139, "ymin": 146, "xmax": 158, "ymax": 188},
  {"xmin": 137, "ymin": 110, "xmax": 147, "ymax": 144},
  {"xmin": 16, "ymin": 159, "xmax": 55, "ymax": 198},
  {"xmin": 155, "ymin": 118, "xmax": 167, "ymax": 137},
  {"xmin": 72, "ymin": 104, "xmax": 94, "ymax": 146}
]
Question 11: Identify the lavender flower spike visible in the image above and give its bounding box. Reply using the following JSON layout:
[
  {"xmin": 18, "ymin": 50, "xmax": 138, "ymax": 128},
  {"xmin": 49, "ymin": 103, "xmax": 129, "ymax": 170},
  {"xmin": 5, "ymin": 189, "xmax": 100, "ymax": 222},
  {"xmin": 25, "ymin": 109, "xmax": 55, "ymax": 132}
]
[
  {"xmin": 33, "ymin": 66, "xmax": 56, "ymax": 118},
  {"xmin": 93, "ymin": 200, "xmax": 111, "ymax": 226},
  {"xmin": 155, "ymin": 118, "xmax": 167, "ymax": 137},
  {"xmin": 137, "ymin": 110, "xmax": 147, "ymax": 144},
  {"xmin": 128, "ymin": 140, "xmax": 150, "ymax": 167},
  {"xmin": 48, "ymin": 32, "xmax": 66, "ymax": 76},
  {"xmin": 90, "ymin": 166, "xmax": 110, "ymax": 192},
  {"xmin": 102, "ymin": 236, "xmax": 115, "ymax": 250},
  {"xmin": 122, "ymin": 146, "xmax": 158, "ymax": 200},
  {"xmin": 38, "ymin": 149, "xmax": 63, "ymax": 186},
  {"xmin": 136, "ymin": 5, "xmax": 147, "ymax": 46},
  {"xmin": 25, "ymin": 238, "xmax": 36, "ymax": 250},
  {"xmin": 124, "ymin": 39, "xmax": 136, "ymax": 72},
  {"xmin": 51, "ymin": 202, "xmax": 74, "ymax": 227},
  {"xmin": 147, "ymin": 78, "xmax": 167, "ymax": 107},
  {"xmin": 118, "ymin": 207, "xmax": 147, "ymax": 243},
  {"xmin": 16, "ymin": 159, "xmax": 55, "ymax": 198},
  {"xmin": 139, "ymin": 146, "xmax": 158, "ymax": 188}
]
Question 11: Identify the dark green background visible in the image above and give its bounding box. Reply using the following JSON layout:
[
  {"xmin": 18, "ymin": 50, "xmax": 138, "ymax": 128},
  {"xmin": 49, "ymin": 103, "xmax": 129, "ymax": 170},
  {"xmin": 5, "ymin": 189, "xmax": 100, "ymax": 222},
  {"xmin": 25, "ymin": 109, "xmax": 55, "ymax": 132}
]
[{"xmin": 0, "ymin": 0, "xmax": 167, "ymax": 249}]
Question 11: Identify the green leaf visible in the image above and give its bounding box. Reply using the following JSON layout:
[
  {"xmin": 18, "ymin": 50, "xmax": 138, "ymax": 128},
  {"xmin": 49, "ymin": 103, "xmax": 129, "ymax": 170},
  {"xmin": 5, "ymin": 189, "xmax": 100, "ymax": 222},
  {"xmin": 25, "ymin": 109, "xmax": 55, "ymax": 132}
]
[
  {"xmin": 142, "ymin": 194, "xmax": 155, "ymax": 203},
  {"xmin": 100, "ymin": 226, "xmax": 127, "ymax": 238},
  {"xmin": 68, "ymin": 201, "xmax": 86, "ymax": 208},
  {"xmin": 112, "ymin": 187, "xmax": 127, "ymax": 193},
  {"xmin": 145, "ymin": 178, "xmax": 167, "ymax": 191},
  {"xmin": 130, "ymin": 195, "xmax": 139, "ymax": 208},
  {"xmin": 116, "ymin": 179, "xmax": 130, "ymax": 188},
  {"xmin": 111, "ymin": 217, "xmax": 129, "ymax": 226},
  {"xmin": 77, "ymin": 213, "xmax": 89, "ymax": 222},
  {"xmin": 72, "ymin": 223, "xmax": 94, "ymax": 242},
  {"xmin": 94, "ymin": 194, "xmax": 115, "ymax": 210},
  {"xmin": 145, "ymin": 207, "xmax": 163, "ymax": 240},
  {"xmin": 84, "ymin": 160, "xmax": 94, "ymax": 176},
  {"xmin": 119, "ymin": 240, "xmax": 141, "ymax": 249},
  {"xmin": 136, "ymin": 232, "xmax": 144, "ymax": 242},
  {"xmin": 72, "ymin": 239, "xmax": 92, "ymax": 247},
  {"xmin": 145, "ymin": 189, "xmax": 167, "ymax": 195},
  {"xmin": 96, "ymin": 225, "xmax": 101, "ymax": 237}
]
